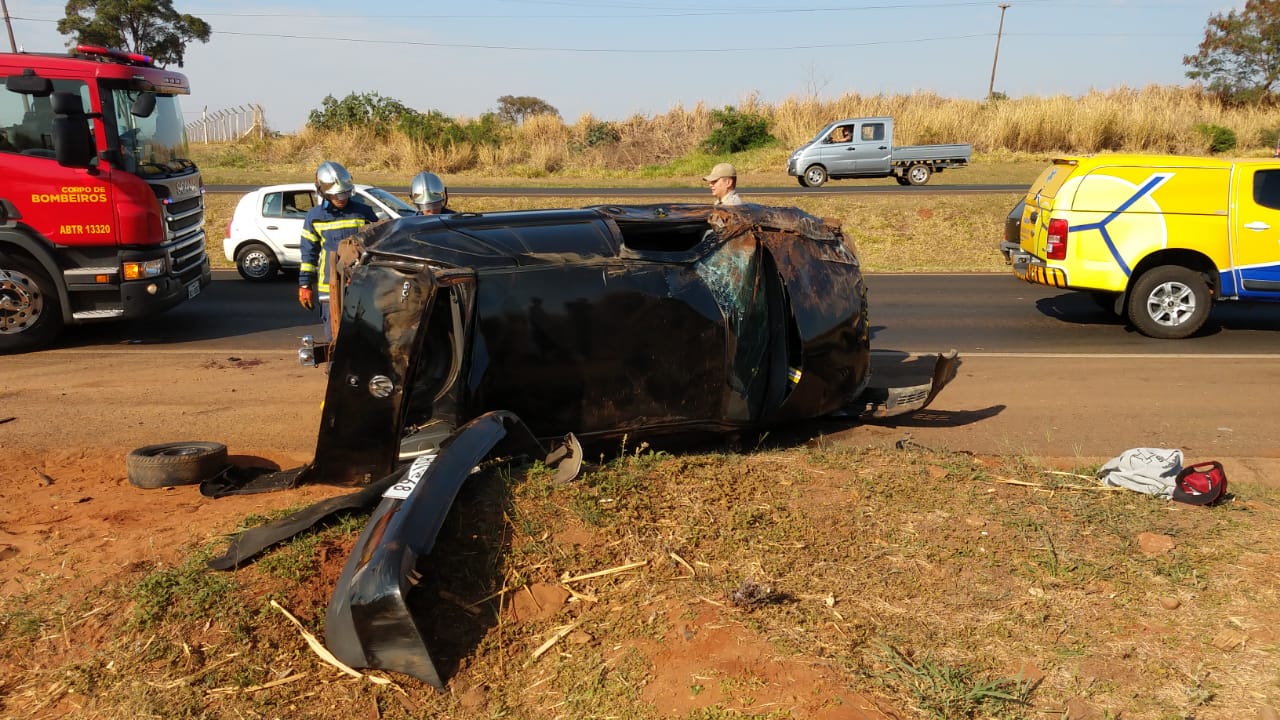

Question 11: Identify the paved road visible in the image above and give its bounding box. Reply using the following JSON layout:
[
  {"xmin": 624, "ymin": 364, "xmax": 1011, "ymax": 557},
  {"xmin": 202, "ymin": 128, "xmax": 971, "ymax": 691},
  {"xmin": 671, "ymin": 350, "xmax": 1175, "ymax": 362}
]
[
  {"xmin": 38, "ymin": 270, "xmax": 1280, "ymax": 471},
  {"xmin": 48, "ymin": 270, "xmax": 1280, "ymax": 356}
]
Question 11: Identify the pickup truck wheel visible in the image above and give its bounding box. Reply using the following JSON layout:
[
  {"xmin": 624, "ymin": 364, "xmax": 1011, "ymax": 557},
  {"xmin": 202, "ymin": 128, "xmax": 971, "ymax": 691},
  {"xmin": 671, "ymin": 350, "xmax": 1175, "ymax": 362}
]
[
  {"xmin": 1127, "ymin": 266, "xmax": 1211, "ymax": 339},
  {"xmin": 906, "ymin": 164, "xmax": 932, "ymax": 186},
  {"xmin": 235, "ymin": 243, "xmax": 280, "ymax": 282},
  {"xmin": 802, "ymin": 165, "xmax": 828, "ymax": 187},
  {"xmin": 1088, "ymin": 291, "xmax": 1121, "ymax": 315},
  {"xmin": 0, "ymin": 253, "xmax": 63, "ymax": 354},
  {"xmin": 797, "ymin": 176, "xmax": 810, "ymax": 188},
  {"xmin": 127, "ymin": 441, "xmax": 229, "ymax": 488},
  {"xmin": 895, "ymin": 176, "xmax": 911, "ymax": 186}
]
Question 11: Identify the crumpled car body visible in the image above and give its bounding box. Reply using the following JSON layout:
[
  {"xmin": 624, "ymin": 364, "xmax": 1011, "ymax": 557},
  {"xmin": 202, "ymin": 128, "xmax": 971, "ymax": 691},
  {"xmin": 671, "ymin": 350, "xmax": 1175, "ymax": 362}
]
[{"xmin": 282, "ymin": 203, "xmax": 958, "ymax": 688}]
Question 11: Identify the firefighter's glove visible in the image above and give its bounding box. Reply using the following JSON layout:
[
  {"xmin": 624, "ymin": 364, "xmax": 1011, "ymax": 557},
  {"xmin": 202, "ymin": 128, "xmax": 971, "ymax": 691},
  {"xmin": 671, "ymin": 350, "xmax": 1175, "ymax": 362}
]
[{"xmin": 298, "ymin": 285, "xmax": 315, "ymax": 311}]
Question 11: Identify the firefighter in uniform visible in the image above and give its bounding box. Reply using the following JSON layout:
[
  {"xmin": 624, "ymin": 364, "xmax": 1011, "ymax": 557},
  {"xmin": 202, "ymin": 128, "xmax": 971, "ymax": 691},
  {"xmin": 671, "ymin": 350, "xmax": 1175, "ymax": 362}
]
[
  {"xmin": 409, "ymin": 171, "xmax": 455, "ymax": 215},
  {"xmin": 297, "ymin": 161, "xmax": 378, "ymax": 342}
]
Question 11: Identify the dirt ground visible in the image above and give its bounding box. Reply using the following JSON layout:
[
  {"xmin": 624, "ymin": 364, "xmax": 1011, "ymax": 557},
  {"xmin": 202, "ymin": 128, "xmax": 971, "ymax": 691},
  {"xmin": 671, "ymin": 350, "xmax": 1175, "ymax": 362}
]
[{"xmin": 2, "ymin": 348, "xmax": 1279, "ymax": 717}]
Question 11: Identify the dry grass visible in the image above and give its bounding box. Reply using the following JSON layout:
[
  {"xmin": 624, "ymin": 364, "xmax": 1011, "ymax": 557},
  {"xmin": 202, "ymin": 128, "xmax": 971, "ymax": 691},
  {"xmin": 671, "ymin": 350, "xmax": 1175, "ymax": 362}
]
[
  {"xmin": 204, "ymin": 191, "xmax": 1020, "ymax": 275},
  {"xmin": 4, "ymin": 443, "xmax": 1277, "ymax": 719},
  {"xmin": 195, "ymin": 86, "xmax": 1280, "ymax": 185}
]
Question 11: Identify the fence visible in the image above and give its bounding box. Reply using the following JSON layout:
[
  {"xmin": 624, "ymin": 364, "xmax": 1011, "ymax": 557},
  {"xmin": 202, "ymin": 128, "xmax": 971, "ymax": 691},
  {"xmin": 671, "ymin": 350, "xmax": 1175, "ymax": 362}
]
[{"xmin": 185, "ymin": 104, "xmax": 268, "ymax": 142}]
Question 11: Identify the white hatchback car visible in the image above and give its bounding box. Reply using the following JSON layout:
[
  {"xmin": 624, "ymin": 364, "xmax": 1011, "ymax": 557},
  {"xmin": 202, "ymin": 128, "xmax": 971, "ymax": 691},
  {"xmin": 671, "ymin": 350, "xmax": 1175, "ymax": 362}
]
[{"xmin": 223, "ymin": 183, "xmax": 416, "ymax": 281}]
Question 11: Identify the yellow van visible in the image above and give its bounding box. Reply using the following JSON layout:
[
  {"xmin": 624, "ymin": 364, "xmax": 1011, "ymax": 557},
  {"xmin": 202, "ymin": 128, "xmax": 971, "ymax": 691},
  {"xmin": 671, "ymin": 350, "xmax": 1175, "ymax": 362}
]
[{"xmin": 1001, "ymin": 154, "xmax": 1280, "ymax": 338}]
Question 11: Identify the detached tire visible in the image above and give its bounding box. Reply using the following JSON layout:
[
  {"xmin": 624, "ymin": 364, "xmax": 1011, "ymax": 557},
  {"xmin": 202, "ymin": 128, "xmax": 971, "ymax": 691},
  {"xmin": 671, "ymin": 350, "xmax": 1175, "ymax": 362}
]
[{"xmin": 127, "ymin": 441, "xmax": 228, "ymax": 489}]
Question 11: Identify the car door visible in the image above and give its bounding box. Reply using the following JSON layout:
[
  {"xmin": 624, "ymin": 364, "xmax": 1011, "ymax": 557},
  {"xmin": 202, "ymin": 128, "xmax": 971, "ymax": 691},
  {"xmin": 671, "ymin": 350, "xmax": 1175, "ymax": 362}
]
[
  {"xmin": 1232, "ymin": 167, "xmax": 1280, "ymax": 297},
  {"xmin": 850, "ymin": 120, "xmax": 892, "ymax": 172},
  {"xmin": 257, "ymin": 188, "xmax": 315, "ymax": 265},
  {"xmin": 819, "ymin": 124, "xmax": 858, "ymax": 176}
]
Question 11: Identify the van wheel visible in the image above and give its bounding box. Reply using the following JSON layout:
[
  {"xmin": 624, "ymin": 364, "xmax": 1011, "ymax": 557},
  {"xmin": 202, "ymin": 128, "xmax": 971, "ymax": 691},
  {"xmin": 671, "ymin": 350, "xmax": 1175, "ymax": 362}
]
[
  {"xmin": 127, "ymin": 441, "xmax": 228, "ymax": 488},
  {"xmin": 803, "ymin": 165, "xmax": 828, "ymax": 188},
  {"xmin": 906, "ymin": 164, "xmax": 932, "ymax": 186},
  {"xmin": 236, "ymin": 243, "xmax": 280, "ymax": 282},
  {"xmin": 1127, "ymin": 266, "xmax": 1210, "ymax": 339},
  {"xmin": 0, "ymin": 253, "xmax": 63, "ymax": 354}
]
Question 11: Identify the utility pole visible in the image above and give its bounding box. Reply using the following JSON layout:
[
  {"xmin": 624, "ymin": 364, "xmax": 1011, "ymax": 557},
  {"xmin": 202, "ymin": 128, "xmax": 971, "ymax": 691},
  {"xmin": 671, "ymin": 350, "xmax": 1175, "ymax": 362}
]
[
  {"xmin": 0, "ymin": 0, "xmax": 16, "ymax": 53},
  {"xmin": 988, "ymin": 3, "xmax": 1011, "ymax": 101}
]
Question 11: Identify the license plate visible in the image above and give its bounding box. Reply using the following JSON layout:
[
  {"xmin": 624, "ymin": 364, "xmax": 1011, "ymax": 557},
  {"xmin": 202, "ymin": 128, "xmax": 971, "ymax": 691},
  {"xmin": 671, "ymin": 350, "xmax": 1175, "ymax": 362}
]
[
  {"xmin": 186, "ymin": 280, "xmax": 201, "ymax": 299},
  {"xmin": 384, "ymin": 453, "xmax": 436, "ymax": 500}
]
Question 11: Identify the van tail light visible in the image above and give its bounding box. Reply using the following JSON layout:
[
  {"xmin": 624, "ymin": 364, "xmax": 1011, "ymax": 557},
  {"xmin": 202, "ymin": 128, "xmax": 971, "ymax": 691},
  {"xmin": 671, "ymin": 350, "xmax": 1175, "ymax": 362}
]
[{"xmin": 1045, "ymin": 218, "xmax": 1068, "ymax": 260}]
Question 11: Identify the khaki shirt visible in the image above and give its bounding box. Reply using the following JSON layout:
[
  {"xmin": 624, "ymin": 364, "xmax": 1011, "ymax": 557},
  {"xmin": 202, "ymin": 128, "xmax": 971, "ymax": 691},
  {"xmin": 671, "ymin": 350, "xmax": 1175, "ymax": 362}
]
[{"xmin": 716, "ymin": 190, "xmax": 744, "ymax": 206}]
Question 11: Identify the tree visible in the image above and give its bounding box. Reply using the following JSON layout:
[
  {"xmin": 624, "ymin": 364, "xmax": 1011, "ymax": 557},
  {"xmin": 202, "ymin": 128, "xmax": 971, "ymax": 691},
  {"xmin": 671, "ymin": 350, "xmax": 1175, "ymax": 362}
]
[
  {"xmin": 495, "ymin": 95, "xmax": 559, "ymax": 124},
  {"xmin": 307, "ymin": 92, "xmax": 416, "ymax": 135},
  {"xmin": 701, "ymin": 106, "xmax": 775, "ymax": 154},
  {"xmin": 57, "ymin": 0, "xmax": 211, "ymax": 68},
  {"xmin": 1183, "ymin": 0, "xmax": 1280, "ymax": 104}
]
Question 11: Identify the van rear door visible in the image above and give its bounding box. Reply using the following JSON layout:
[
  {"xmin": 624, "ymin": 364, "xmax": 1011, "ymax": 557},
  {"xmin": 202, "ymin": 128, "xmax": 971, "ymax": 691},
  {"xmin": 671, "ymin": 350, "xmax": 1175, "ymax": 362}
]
[{"xmin": 1232, "ymin": 165, "xmax": 1280, "ymax": 297}]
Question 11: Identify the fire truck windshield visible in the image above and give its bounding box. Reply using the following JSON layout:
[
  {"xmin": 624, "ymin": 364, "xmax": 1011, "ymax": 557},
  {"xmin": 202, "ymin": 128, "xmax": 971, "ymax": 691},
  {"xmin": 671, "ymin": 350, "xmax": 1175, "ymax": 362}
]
[{"xmin": 108, "ymin": 87, "xmax": 193, "ymax": 178}]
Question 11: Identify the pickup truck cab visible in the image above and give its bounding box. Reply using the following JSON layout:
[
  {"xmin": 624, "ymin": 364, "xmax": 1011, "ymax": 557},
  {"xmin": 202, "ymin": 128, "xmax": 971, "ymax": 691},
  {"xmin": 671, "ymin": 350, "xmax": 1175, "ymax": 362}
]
[
  {"xmin": 1003, "ymin": 154, "xmax": 1280, "ymax": 338},
  {"xmin": 787, "ymin": 116, "xmax": 971, "ymax": 187}
]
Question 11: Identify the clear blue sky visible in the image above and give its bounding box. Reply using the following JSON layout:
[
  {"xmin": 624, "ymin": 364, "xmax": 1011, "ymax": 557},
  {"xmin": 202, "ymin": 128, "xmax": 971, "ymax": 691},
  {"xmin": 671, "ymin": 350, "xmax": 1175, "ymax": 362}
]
[{"xmin": 7, "ymin": 0, "xmax": 1236, "ymax": 133}]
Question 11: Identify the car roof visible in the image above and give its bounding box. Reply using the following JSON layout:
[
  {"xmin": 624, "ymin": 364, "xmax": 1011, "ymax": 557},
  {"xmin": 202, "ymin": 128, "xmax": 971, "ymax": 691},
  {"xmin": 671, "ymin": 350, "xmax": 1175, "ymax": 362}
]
[{"xmin": 251, "ymin": 182, "xmax": 377, "ymax": 194}]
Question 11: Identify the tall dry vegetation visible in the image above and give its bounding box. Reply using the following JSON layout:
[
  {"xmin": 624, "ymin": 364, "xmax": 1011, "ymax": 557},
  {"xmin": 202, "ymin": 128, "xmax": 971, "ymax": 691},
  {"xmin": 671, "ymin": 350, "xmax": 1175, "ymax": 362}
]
[{"xmin": 202, "ymin": 86, "xmax": 1280, "ymax": 178}]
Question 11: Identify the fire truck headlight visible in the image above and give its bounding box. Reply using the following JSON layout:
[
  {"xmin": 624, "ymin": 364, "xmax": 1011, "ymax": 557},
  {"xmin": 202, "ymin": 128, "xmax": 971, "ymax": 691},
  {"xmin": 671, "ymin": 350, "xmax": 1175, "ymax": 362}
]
[{"xmin": 122, "ymin": 259, "xmax": 166, "ymax": 280}]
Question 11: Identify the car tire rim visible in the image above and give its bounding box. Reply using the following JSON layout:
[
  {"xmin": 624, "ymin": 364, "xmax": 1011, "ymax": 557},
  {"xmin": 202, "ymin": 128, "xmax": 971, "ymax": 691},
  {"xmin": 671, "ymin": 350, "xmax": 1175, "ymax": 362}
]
[
  {"xmin": 242, "ymin": 251, "xmax": 272, "ymax": 278},
  {"xmin": 1146, "ymin": 281, "xmax": 1196, "ymax": 327},
  {"xmin": 805, "ymin": 169, "xmax": 824, "ymax": 185},
  {"xmin": 910, "ymin": 167, "xmax": 928, "ymax": 183},
  {"xmin": 0, "ymin": 268, "xmax": 41, "ymax": 334}
]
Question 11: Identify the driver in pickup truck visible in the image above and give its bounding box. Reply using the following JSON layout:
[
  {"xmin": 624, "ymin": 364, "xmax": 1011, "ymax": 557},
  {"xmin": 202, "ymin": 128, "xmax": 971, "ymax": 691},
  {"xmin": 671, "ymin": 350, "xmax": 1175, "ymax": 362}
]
[
  {"xmin": 829, "ymin": 126, "xmax": 851, "ymax": 143},
  {"xmin": 297, "ymin": 161, "xmax": 378, "ymax": 342}
]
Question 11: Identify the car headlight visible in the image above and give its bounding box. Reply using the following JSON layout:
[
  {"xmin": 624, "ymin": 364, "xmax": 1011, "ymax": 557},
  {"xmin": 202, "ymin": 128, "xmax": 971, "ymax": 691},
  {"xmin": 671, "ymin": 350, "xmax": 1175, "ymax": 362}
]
[{"xmin": 122, "ymin": 258, "xmax": 166, "ymax": 280}]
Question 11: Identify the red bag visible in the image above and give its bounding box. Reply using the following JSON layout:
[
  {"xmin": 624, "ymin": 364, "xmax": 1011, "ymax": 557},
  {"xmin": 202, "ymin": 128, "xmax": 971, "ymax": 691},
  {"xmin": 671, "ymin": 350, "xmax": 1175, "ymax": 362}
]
[{"xmin": 1173, "ymin": 461, "xmax": 1227, "ymax": 506}]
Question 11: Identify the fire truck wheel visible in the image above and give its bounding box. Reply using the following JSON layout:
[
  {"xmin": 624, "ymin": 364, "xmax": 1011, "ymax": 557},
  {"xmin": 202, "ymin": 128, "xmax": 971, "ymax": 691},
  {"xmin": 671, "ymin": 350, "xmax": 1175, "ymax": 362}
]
[
  {"xmin": 127, "ymin": 441, "xmax": 229, "ymax": 489},
  {"xmin": 235, "ymin": 243, "xmax": 281, "ymax": 282},
  {"xmin": 1127, "ymin": 265, "xmax": 1211, "ymax": 339},
  {"xmin": 0, "ymin": 252, "xmax": 64, "ymax": 354}
]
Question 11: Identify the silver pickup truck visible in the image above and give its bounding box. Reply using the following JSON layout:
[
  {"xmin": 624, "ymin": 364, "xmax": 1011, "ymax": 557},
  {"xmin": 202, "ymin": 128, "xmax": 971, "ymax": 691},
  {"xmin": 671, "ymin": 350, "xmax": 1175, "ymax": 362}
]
[{"xmin": 787, "ymin": 116, "xmax": 971, "ymax": 187}]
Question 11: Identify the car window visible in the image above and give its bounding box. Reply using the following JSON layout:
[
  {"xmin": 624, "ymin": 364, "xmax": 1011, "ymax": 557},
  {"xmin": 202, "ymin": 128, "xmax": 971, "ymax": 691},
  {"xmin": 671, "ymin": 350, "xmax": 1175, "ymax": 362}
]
[
  {"xmin": 349, "ymin": 196, "xmax": 387, "ymax": 220},
  {"xmin": 363, "ymin": 187, "xmax": 417, "ymax": 217},
  {"xmin": 261, "ymin": 192, "xmax": 283, "ymax": 217},
  {"xmin": 860, "ymin": 123, "xmax": 885, "ymax": 142},
  {"xmin": 1253, "ymin": 169, "xmax": 1280, "ymax": 211},
  {"xmin": 284, "ymin": 190, "xmax": 316, "ymax": 216}
]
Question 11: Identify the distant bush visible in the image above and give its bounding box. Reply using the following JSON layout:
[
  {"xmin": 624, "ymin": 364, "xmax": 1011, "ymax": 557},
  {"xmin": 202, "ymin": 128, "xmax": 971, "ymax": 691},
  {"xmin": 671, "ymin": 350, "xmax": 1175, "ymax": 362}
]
[
  {"xmin": 1195, "ymin": 122, "xmax": 1238, "ymax": 153},
  {"xmin": 307, "ymin": 92, "xmax": 414, "ymax": 136},
  {"xmin": 701, "ymin": 106, "xmax": 774, "ymax": 154}
]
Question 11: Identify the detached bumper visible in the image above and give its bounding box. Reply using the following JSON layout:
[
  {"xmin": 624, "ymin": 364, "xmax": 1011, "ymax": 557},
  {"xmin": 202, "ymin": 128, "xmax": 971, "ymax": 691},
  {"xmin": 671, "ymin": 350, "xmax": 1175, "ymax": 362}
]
[{"xmin": 324, "ymin": 411, "xmax": 581, "ymax": 690}]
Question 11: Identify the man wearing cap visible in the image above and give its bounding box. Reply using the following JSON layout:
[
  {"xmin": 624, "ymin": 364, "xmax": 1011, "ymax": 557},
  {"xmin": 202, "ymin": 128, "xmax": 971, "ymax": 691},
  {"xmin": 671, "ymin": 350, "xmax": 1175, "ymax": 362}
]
[{"xmin": 703, "ymin": 162, "xmax": 744, "ymax": 206}]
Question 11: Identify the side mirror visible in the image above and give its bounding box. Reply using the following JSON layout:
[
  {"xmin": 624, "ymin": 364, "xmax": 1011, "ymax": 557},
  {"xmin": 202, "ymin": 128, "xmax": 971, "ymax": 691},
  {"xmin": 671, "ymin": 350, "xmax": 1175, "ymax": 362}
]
[
  {"xmin": 130, "ymin": 92, "xmax": 156, "ymax": 118},
  {"xmin": 50, "ymin": 91, "xmax": 97, "ymax": 169},
  {"xmin": 5, "ymin": 69, "xmax": 52, "ymax": 97}
]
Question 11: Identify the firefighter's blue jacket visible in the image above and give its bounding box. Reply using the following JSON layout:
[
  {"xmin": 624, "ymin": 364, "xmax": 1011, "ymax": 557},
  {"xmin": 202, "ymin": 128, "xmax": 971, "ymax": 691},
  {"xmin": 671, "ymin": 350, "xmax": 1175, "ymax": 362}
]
[{"xmin": 298, "ymin": 200, "xmax": 379, "ymax": 293}]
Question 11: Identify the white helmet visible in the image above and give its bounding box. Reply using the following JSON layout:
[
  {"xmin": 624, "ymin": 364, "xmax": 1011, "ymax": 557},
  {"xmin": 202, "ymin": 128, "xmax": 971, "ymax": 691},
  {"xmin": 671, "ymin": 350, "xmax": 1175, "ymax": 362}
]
[
  {"xmin": 315, "ymin": 161, "xmax": 354, "ymax": 199},
  {"xmin": 409, "ymin": 171, "xmax": 447, "ymax": 214}
]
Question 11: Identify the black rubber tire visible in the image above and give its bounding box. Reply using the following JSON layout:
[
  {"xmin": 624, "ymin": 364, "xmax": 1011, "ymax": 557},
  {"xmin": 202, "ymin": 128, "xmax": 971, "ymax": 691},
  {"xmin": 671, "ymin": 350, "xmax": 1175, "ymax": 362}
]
[
  {"xmin": 127, "ymin": 441, "xmax": 228, "ymax": 489},
  {"xmin": 0, "ymin": 252, "xmax": 64, "ymax": 354},
  {"xmin": 796, "ymin": 176, "xmax": 809, "ymax": 188},
  {"xmin": 235, "ymin": 243, "xmax": 280, "ymax": 282},
  {"xmin": 802, "ymin": 165, "xmax": 828, "ymax": 188},
  {"xmin": 895, "ymin": 176, "xmax": 911, "ymax": 186},
  {"xmin": 906, "ymin": 164, "xmax": 932, "ymax": 186},
  {"xmin": 1126, "ymin": 265, "xmax": 1211, "ymax": 339}
]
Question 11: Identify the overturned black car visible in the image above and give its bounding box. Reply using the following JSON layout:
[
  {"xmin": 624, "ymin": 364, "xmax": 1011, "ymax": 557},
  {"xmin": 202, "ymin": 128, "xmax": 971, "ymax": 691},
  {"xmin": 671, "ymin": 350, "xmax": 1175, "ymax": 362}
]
[{"xmin": 212, "ymin": 203, "xmax": 959, "ymax": 689}]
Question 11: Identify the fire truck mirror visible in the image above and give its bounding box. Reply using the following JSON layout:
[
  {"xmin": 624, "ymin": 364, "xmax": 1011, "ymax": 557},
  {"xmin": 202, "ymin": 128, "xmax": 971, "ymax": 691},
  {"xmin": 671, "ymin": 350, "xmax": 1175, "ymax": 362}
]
[
  {"xmin": 5, "ymin": 71, "xmax": 53, "ymax": 97},
  {"xmin": 130, "ymin": 92, "xmax": 156, "ymax": 119}
]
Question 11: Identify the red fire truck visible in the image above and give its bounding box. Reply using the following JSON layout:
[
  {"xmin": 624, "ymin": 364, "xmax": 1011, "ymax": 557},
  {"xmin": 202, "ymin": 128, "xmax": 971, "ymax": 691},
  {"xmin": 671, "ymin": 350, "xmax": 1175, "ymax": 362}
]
[{"xmin": 0, "ymin": 45, "xmax": 209, "ymax": 353}]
